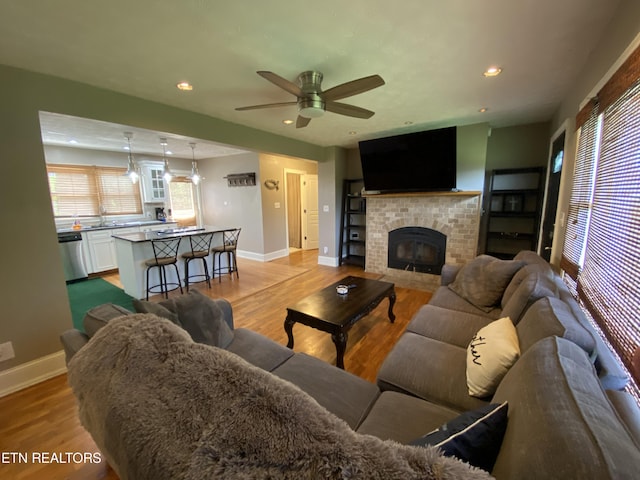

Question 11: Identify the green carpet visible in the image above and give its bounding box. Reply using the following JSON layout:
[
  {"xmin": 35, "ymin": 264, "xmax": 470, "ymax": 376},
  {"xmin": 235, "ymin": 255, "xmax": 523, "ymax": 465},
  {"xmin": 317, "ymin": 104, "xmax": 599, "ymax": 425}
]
[{"xmin": 66, "ymin": 278, "xmax": 135, "ymax": 332}]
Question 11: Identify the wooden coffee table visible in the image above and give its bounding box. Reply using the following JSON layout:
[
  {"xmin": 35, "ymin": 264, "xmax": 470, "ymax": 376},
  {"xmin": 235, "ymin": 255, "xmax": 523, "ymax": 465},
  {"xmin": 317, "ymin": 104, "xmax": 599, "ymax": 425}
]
[{"xmin": 284, "ymin": 275, "xmax": 396, "ymax": 369}]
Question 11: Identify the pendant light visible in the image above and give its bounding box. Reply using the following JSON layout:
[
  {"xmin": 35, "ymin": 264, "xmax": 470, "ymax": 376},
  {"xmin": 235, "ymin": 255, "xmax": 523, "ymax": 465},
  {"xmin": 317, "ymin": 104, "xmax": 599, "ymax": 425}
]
[
  {"xmin": 160, "ymin": 137, "xmax": 173, "ymax": 182},
  {"xmin": 188, "ymin": 142, "xmax": 203, "ymax": 185},
  {"xmin": 123, "ymin": 132, "xmax": 139, "ymax": 184}
]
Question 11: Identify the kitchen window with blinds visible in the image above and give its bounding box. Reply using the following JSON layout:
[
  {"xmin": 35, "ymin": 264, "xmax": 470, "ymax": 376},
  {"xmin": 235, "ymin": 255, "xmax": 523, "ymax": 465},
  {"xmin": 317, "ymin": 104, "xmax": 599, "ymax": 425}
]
[{"xmin": 47, "ymin": 165, "xmax": 142, "ymax": 217}]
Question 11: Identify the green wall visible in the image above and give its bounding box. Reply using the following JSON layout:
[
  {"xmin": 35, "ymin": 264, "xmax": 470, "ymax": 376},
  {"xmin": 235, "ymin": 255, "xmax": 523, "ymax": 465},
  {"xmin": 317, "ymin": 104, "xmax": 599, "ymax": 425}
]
[
  {"xmin": 485, "ymin": 122, "xmax": 551, "ymax": 170},
  {"xmin": 0, "ymin": 64, "xmax": 332, "ymax": 374}
]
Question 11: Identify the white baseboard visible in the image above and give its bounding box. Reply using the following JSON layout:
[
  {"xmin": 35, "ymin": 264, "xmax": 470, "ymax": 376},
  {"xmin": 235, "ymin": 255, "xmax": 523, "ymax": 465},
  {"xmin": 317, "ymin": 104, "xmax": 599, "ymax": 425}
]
[
  {"xmin": 0, "ymin": 350, "xmax": 67, "ymax": 398},
  {"xmin": 237, "ymin": 249, "xmax": 290, "ymax": 262},
  {"xmin": 262, "ymin": 249, "xmax": 290, "ymax": 262},
  {"xmin": 318, "ymin": 256, "xmax": 339, "ymax": 267}
]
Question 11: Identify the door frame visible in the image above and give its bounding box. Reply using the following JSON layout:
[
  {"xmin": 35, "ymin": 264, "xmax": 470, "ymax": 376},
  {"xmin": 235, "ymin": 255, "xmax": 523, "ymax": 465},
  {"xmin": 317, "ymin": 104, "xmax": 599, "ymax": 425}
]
[
  {"xmin": 538, "ymin": 119, "xmax": 570, "ymax": 260},
  {"xmin": 301, "ymin": 173, "xmax": 319, "ymax": 250},
  {"xmin": 284, "ymin": 168, "xmax": 306, "ymax": 250}
]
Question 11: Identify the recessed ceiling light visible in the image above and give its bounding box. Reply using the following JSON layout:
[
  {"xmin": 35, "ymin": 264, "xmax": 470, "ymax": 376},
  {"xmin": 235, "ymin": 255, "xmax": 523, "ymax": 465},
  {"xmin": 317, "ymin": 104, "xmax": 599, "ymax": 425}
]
[
  {"xmin": 483, "ymin": 67, "xmax": 502, "ymax": 77},
  {"xmin": 68, "ymin": 139, "xmax": 78, "ymax": 144},
  {"xmin": 479, "ymin": 107, "xmax": 488, "ymax": 113},
  {"xmin": 282, "ymin": 119, "xmax": 294, "ymax": 125},
  {"xmin": 176, "ymin": 82, "xmax": 193, "ymax": 91},
  {"xmin": 348, "ymin": 131, "xmax": 357, "ymax": 135}
]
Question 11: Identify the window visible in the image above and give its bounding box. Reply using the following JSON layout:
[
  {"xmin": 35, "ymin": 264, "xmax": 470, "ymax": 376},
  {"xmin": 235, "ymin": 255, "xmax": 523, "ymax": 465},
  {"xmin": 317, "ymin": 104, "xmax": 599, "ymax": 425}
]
[
  {"xmin": 47, "ymin": 165, "xmax": 142, "ymax": 217},
  {"xmin": 562, "ymin": 48, "xmax": 640, "ymax": 399},
  {"xmin": 168, "ymin": 177, "xmax": 196, "ymax": 226}
]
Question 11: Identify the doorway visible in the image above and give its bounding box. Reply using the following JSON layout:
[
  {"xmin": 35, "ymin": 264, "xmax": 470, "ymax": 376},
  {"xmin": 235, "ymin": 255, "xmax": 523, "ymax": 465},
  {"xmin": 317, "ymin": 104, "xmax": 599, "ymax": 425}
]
[
  {"xmin": 285, "ymin": 170, "xmax": 318, "ymax": 251},
  {"xmin": 539, "ymin": 129, "xmax": 566, "ymax": 262}
]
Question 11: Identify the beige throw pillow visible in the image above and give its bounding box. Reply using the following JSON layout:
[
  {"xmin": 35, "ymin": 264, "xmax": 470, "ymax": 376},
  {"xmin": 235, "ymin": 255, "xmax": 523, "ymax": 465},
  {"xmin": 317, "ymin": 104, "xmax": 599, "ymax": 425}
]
[
  {"xmin": 467, "ymin": 317, "xmax": 520, "ymax": 398},
  {"xmin": 449, "ymin": 255, "xmax": 525, "ymax": 312}
]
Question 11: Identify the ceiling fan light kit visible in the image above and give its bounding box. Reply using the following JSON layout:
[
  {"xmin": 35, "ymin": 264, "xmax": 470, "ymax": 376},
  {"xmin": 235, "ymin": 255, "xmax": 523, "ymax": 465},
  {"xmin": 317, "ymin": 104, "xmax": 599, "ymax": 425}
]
[{"xmin": 236, "ymin": 70, "xmax": 385, "ymax": 128}]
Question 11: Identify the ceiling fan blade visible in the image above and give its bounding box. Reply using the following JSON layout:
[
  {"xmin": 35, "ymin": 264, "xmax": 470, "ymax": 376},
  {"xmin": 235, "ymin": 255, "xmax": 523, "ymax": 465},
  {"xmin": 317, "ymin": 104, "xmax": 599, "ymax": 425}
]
[
  {"xmin": 296, "ymin": 116, "xmax": 311, "ymax": 128},
  {"xmin": 235, "ymin": 102, "xmax": 297, "ymax": 111},
  {"xmin": 325, "ymin": 101, "xmax": 375, "ymax": 119},
  {"xmin": 321, "ymin": 74, "xmax": 385, "ymax": 101},
  {"xmin": 257, "ymin": 71, "xmax": 303, "ymax": 97}
]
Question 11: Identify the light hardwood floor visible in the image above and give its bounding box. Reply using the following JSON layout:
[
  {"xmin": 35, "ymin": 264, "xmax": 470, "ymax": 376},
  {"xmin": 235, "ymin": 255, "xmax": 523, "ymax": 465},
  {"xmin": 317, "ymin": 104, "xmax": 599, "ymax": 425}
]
[{"xmin": 0, "ymin": 249, "xmax": 432, "ymax": 480}]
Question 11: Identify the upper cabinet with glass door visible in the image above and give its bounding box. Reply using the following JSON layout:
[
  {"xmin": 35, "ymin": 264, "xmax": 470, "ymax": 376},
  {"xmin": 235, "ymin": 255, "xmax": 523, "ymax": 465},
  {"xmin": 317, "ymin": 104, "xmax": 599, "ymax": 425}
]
[{"xmin": 139, "ymin": 162, "xmax": 166, "ymax": 203}]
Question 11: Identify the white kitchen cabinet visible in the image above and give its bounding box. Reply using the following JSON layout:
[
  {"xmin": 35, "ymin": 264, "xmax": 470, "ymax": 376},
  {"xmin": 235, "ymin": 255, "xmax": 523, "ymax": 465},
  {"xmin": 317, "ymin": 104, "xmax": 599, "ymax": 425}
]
[
  {"xmin": 140, "ymin": 163, "xmax": 166, "ymax": 203},
  {"xmin": 85, "ymin": 227, "xmax": 140, "ymax": 273}
]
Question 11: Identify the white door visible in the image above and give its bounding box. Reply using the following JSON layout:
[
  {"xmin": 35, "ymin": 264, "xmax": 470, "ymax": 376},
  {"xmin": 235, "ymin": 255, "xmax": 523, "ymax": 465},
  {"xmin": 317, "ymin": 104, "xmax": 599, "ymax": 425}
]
[{"xmin": 301, "ymin": 174, "xmax": 319, "ymax": 250}]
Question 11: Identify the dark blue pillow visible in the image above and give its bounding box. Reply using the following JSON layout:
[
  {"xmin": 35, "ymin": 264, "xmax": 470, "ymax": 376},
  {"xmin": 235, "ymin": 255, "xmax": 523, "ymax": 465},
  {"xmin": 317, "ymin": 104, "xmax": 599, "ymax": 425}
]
[{"xmin": 410, "ymin": 401, "xmax": 508, "ymax": 472}]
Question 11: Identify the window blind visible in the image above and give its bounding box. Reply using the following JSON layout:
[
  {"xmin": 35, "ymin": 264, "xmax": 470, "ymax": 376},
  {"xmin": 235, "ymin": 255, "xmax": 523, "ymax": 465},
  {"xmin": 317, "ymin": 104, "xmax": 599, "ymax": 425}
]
[
  {"xmin": 47, "ymin": 165, "xmax": 99, "ymax": 217},
  {"xmin": 577, "ymin": 80, "xmax": 640, "ymax": 382},
  {"xmin": 561, "ymin": 105, "xmax": 599, "ymax": 279},
  {"xmin": 168, "ymin": 176, "xmax": 196, "ymax": 226},
  {"xmin": 96, "ymin": 166, "xmax": 142, "ymax": 215},
  {"xmin": 47, "ymin": 165, "xmax": 142, "ymax": 217}
]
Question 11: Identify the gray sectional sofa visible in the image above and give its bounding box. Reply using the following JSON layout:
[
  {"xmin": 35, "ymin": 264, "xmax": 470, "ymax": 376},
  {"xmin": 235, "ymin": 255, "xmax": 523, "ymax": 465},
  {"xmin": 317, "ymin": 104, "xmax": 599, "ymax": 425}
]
[{"xmin": 62, "ymin": 251, "xmax": 640, "ymax": 479}]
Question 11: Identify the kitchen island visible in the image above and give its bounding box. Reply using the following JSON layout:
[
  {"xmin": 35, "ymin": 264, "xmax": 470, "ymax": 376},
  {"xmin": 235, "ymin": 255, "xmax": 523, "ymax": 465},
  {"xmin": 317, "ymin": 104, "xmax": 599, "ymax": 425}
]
[{"xmin": 113, "ymin": 225, "xmax": 237, "ymax": 299}]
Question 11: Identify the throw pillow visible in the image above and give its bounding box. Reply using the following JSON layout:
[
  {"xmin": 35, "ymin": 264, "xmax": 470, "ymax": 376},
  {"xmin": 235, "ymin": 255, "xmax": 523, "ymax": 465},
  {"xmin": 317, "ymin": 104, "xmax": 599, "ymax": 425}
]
[
  {"xmin": 410, "ymin": 401, "xmax": 509, "ymax": 472},
  {"xmin": 134, "ymin": 291, "xmax": 234, "ymax": 348},
  {"xmin": 449, "ymin": 255, "xmax": 525, "ymax": 312},
  {"xmin": 132, "ymin": 299, "xmax": 179, "ymax": 324},
  {"xmin": 172, "ymin": 291, "xmax": 234, "ymax": 348},
  {"xmin": 467, "ymin": 317, "xmax": 520, "ymax": 398}
]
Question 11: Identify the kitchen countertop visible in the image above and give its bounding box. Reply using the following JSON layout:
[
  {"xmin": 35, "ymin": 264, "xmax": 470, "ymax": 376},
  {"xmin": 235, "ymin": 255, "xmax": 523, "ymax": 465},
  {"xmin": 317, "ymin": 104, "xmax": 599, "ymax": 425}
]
[
  {"xmin": 112, "ymin": 225, "xmax": 236, "ymax": 243},
  {"xmin": 57, "ymin": 220, "xmax": 175, "ymax": 234}
]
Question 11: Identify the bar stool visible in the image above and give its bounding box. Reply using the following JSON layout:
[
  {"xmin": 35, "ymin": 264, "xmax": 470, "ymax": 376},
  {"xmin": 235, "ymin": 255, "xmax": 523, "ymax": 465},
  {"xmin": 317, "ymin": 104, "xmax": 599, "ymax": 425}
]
[
  {"xmin": 212, "ymin": 228, "xmax": 241, "ymax": 282},
  {"xmin": 145, "ymin": 237, "xmax": 183, "ymax": 300},
  {"xmin": 181, "ymin": 232, "xmax": 214, "ymax": 292}
]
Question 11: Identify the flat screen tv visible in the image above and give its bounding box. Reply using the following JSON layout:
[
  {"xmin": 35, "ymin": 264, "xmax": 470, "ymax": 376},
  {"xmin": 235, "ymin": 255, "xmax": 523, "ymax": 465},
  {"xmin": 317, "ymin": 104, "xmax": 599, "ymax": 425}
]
[{"xmin": 358, "ymin": 126, "xmax": 457, "ymax": 193}]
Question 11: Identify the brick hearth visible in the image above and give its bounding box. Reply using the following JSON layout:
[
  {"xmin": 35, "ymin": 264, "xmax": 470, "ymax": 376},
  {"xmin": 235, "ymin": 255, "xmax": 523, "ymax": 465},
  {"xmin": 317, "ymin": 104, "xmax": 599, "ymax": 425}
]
[{"xmin": 365, "ymin": 192, "xmax": 481, "ymax": 290}]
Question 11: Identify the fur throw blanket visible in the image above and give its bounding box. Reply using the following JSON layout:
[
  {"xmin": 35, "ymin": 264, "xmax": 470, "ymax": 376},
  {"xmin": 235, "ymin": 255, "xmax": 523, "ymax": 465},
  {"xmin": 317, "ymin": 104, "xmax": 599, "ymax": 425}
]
[{"xmin": 68, "ymin": 314, "xmax": 492, "ymax": 480}]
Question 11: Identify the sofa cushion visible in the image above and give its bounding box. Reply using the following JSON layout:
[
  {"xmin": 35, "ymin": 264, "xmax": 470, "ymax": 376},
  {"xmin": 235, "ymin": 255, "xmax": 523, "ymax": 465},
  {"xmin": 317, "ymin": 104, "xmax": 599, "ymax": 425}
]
[
  {"xmin": 410, "ymin": 401, "xmax": 509, "ymax": 473},
  {"xmin": 467, "ymin": 317, "xmax": 520, "ymax": 398},
  {"xmin": 69, "ymin": 316, "xmax": 492, "ymax": 480},
  {"xmin": 500, "ymin": 271, "xmax": 559, "ymax": 324},
  {"xmin": 429, "ymin": 286, "xmax": 502, "ymax": 319},
  {"xmin": 606, "ymin": 390, "xmax": 640, "ymax": 448},
  {"xmin": 501, "ymin": 263, "xmax": 555, "ymax": 310},
  {"xmin": 377, "ymin": 332, "xmax": 489, "ymax": 411},
  {"xmin": 83, "ymin": 303, "xmax": 132, "ymax": 337},
  {"xmin": 449, "ymin": 255, "xmax": 525, "ymax": 312},
  {"xmin": 516, "ymin": 296, "xmax": 597, "ymax": 357},
  {"xmin": 272, "ymin": 352, "xmax": 380, "ymax": 429},
  {"xmin": 513, "ymin": 250, "xmax": 553, "ymax": 268},
  {"xmin": 406, "ymin": 304, "xmax": 492, "ymax": 348},
  {"xmin": 559, "ymin": 290, "xmax": 630, "ymax": 390},
  {"xmin": 491, "ymin": 336, "xmax": 640, "ymax": 479},
  {"xmin": 225, "ymin": 328, "xmax": 294, "ymax": 372},
  {"xmin": 356, "ymin": 391, "xmax": 461, "ymax": 444}
]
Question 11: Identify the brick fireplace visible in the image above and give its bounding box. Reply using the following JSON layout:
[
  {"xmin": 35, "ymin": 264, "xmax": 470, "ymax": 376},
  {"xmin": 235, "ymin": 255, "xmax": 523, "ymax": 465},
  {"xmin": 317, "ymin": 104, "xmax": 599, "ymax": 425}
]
[{"xmin": 365, "ymin": 192, "xmax": 481, "ymax": 289}]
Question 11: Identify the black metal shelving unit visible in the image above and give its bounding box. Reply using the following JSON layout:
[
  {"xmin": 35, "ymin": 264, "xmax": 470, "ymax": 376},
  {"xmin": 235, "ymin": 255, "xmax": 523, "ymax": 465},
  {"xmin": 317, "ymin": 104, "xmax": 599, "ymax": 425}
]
[
  {"xmin": 339, "ymin": 179, "xmax": 366, "ymax": 267},
  {"xmin": 485, "ymin": 167, "xmax": 545, "ymax": 259}
]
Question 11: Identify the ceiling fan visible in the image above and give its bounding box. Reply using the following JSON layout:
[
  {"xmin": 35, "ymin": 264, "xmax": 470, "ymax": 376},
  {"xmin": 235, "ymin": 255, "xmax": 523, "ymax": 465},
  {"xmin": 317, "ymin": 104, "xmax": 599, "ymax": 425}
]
[{"xmin": 236, "ymin": 71, "xmax": 385, "ymax": 128}]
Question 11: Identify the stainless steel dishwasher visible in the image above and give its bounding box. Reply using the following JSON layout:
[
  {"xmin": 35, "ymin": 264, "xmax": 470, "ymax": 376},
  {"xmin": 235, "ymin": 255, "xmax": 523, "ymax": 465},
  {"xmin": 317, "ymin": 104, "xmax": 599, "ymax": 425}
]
[{"xmin": 58, "ymin": 231, "xmax": 88, "ymax": 283}]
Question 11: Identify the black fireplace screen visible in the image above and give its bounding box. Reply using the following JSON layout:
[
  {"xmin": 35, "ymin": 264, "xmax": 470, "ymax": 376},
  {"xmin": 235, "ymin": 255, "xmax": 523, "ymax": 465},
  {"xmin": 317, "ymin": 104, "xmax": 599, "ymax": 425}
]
[{"xmin": 388, "ymin": 227, "xmax": 446, "ymax": 274}]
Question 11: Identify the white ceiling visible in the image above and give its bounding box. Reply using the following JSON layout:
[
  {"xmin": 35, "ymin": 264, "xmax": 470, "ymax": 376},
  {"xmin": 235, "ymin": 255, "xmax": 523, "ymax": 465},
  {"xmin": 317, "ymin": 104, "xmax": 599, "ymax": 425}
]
[
  {"xmin": 0, "ymin": 0, "xmax": 622, "ymax": 153},
  {"xmin": 38, "ymin": 111, "xmax": 250, "ymax": 159}
]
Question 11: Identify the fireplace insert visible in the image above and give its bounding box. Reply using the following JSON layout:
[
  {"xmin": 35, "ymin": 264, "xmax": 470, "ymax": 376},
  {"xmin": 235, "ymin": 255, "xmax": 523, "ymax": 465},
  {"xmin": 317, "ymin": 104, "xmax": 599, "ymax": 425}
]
[{"xmin": 388, "ymin": 227, "xmax": 446, "ymax": 274}]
